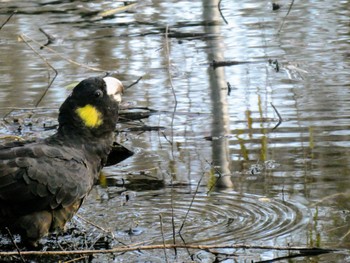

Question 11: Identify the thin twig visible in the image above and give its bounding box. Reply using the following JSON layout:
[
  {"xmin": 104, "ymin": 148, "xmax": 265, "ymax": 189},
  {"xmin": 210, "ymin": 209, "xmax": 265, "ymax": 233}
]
[
  {"xmin": 218, "ymin": 0, "xmax": 228, "ymax": 24},
  {"xmin": 285, "ymin": 0, "xmax": 295, "ymax": 17},
  {"xmin": 5, "ymin": 227, "xmax": 25, "ymax": 263},
  {"xmin": 165, "ymin": 27, "xmax": 178, "ymax": 259},
  {"xmin": 277, "ymin": 0, "xmax": 295, "ymax": 33},
  {"xmin": 19, "ymin": 34, "xmax": 58, "ymax": 107},
  {"xmin": 21, "ymin": 33, "xmax": 108, "ymax": 72},
  {"xmin": 270, "ymin": 103, "xmax": 283, "ymax": 130},
  {"xmin": 169, "ymin": 176, "xmax": 177, "ymax": 258},
  {"xmin": 160, "ymin": 132, "xmax": 173, "ymax": 146},
  {"xmin": 178, "ymin": 174, "xmax": 203, "ymax": 234},
  {"xmin": 178, "ymin": 173, "xmax": 205, "ymax": 258},
  {"xmin": 159, "ymin": 214, "xmax": 169, "ymax": 263},
  {"xmin": 0, "ymin": 10, "xmax": 17, "ymax": 31},
  {"xmin": 312, "ymin": 193, "xmax": 350, "ymax": 207},
  {"xmin": 39, "ymin": 27, "xmax": 56, "ymax": 49},
  {"xmin": 75, "ymin": 214, "xmax": 129, "ymax": 247},
  {"xmin": 125, "ymin": 76, "xmax": 142, "ymax": 89},
  {"xmin": 75, "ymin": 214, "xmax": 112, "ymax": 236},
  {"xmin": 0, "ymin": 244, "xmax": 336, "ymax": 257}
]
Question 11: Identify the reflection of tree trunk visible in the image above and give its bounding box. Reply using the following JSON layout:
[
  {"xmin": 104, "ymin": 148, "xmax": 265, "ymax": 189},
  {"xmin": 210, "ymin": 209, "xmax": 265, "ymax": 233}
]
[{"xmin": 203, "ymin": 0, "xmax": 233, "ymax": 188}]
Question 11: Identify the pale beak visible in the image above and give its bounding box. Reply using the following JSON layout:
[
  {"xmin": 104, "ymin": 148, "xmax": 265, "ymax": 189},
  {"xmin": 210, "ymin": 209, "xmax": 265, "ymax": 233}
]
[{"xmin": 103, "ymin": 77, "xmax": 124, "ymax": 103}]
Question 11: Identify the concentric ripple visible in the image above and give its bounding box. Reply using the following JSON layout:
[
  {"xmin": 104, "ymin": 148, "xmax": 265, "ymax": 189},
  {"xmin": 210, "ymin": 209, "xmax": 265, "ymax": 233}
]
[{"xmin": 82, "ymin": 187, "xmax": 308, "ymax": 246}]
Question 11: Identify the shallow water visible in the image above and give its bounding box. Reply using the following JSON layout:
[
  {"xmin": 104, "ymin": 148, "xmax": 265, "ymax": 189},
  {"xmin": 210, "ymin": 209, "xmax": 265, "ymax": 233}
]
[{"xmin": 1, "ymin": 0, "xmax": 350, "ymax": 262}]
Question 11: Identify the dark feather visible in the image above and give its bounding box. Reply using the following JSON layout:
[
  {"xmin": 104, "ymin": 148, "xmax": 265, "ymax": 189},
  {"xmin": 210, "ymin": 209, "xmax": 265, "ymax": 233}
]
[{"xmin": 0, "ymin": 77, "xmax": 129, "ymax": 246}]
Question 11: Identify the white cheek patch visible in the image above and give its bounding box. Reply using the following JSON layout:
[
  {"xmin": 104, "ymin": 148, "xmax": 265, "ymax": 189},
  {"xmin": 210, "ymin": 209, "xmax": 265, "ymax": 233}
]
[{"xmin": 103, "ymin": 77, "xmax": 124, "ymax": 102}]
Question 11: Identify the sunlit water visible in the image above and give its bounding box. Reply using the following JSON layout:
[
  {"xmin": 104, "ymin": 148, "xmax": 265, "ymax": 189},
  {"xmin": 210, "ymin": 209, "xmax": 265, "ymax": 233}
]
[{"xmin": 1, "ymin": 0, "xmax": 350, "ymax": 262}]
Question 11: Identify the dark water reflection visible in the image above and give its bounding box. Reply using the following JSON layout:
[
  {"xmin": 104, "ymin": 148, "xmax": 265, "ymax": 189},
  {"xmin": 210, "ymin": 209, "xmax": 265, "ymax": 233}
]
[{"xmin": 1, "ymin": 0, "xmax": 350, "ymax": 262}]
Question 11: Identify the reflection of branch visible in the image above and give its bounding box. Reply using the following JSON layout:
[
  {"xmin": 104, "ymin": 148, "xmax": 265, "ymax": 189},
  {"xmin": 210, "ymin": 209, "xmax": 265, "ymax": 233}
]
[
  {"xmin": 278, "ymin": 0, "xmax": 295, "ymax": 33},
  {"xmin": 227, "ymin": 82, "xmax": 232, "ymax": 96},
  {"xmin": 211, "ymin": 60, "xmax": 253, "ymax": 69},
  {"xmin": 19, "ymin": 34, "xmax": 58, "ymax": 107},
  {"xmin": 271, "ymin": 103, "xmax": 283, "ymax": 130},
  {"xmin": 255, "ymin": 249, "xmax": 329, "ymax": 263},
  {"xmin": 0, "ymin": 244, "xmax": 335, "ymax": 257},
  {"xmin": 0, "ymin": 10, "xmax": 17, "ymax": 31},
  {"xmin": 165, "ymin": 27, "xmax": 178, "ymax": 244},
  {"xmin": 117, "ymin": 125, "xmax": 165, "ymax": 133},
  {"xmin": 218, "ymin": 0, "xmax": 228, "ymax": 24},
  {"xmin": 21, "ymin": 33, "xmax": 108, "ymax": 72},
  {"xmin": 164, "ymin": 25, "xmax": 177, "ymax": 106}
]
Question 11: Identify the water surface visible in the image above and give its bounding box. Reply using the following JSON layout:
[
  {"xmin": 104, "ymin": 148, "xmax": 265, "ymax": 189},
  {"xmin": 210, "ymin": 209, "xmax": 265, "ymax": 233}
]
[{"xmin": 1, "ymin": 0, "xmax": 350, "ymax": 262}]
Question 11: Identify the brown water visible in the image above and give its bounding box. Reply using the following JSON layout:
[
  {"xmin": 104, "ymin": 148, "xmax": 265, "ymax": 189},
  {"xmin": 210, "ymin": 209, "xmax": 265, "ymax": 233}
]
[{"xmin": 1, "ymin": 0, "xmax": 350, "ymax": 262}]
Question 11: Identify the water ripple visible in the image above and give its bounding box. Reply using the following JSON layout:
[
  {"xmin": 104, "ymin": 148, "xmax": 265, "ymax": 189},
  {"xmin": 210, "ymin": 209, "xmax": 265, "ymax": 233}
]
[{"xmin": 89, "ymin": 189, "xmax": 308, "ymax": 246}]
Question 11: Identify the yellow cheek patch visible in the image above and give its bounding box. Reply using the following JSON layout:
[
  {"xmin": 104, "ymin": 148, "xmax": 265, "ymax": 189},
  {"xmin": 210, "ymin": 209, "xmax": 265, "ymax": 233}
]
[{"xmin": 75, "ymin": 104, "xmax": 103, "ymax": 128}]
